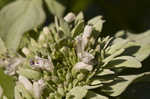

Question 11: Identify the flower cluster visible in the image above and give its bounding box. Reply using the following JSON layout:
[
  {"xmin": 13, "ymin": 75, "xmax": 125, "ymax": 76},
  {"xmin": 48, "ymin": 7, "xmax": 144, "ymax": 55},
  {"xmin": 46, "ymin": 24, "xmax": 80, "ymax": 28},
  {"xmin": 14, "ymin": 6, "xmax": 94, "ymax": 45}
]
[{"xmin": 0, "ymin": 12, "xmax": 142, "ymax": 99}]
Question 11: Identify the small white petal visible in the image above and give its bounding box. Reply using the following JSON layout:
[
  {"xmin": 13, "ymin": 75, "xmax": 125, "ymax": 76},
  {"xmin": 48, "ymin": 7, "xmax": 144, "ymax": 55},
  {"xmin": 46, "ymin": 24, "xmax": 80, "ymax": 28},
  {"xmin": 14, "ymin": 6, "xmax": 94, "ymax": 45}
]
[
  {"xmin": 33, "ymin": 82, "xmax": 42, "ymax": 99},
  {"xmin": 18, "ymin": 75, "xmax": 33, "ymax": 94},
  {"xmin": 38, "ymin": 34, "xmax": 45, "ymax": 42},
  {"xmin": 75, "ymin": 36, "xmax": 84, "ymax": 59},
  {"xmin": 74, "ymin": 62, "xmax": 93, "ymax": 71},
  {"xmin": 82, "ymin": 25, "xmax": 93, "ymax": 50},
  {"xmin": 43, "ymin": 27, "xmax": 50, "ymax": 35},
  {"xmin": 81, "ymin": 52, "xmax": 94, "ymax": 64},
  {"xmin": 64, "ymin": 12, "xmax": 76, "ymax": 23},
  {"xmin": 22, "ymin": 47, "xmax": 30, "ymax": 56},
  {"xmin": 83, "ymin": 25, "xmax": 93, "ymax": 38}
]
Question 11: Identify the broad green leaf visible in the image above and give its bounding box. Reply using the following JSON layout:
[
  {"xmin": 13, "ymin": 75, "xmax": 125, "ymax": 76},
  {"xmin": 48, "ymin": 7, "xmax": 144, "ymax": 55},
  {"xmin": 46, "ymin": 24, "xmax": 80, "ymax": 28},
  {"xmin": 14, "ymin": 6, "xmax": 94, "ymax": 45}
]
[
  {"xmin": 108, "ymin": 38, "xmax": 129, "ymax": 54},
  {"xmin": 127, "ymin": 31, "xmax": 150, "ymax": 61},
  {"xmin": 0, "ymin": 68, "xmax": 15, "ymax": 99},
  {"xmin": 0, "ymin": 0, "xmax": 45, "ymax": 52},
  {"xmin": 109, "ymin": 74, "xmax": 143, "ymax": 96},
  {"xmin": 86, "ymin": 91, "xmax": 108, "ymax": 99},
  {"xmin": 107, "ymin": 56, "xmax": 141, "ymax": 68},
  {"xmin": 17, "ymin": 68, "xmax": 42, "ymax": 80},
  {"xmin": 66, "ymin": 86, "xmax": 88, "ymax": 99},
  {"xmin": 88, "ymin": 16, "xmax": 105, "ymax": 32},
  {"xmin": 103, "ymin": 48, "xmax": 125, "ymax": 64},
  {"xmin": 45, "ymin": 0, "xmax": 65, "ymax": 17},
  {"xmin": 0, "ymin": 37, "xmax": 7, "ymax": 54}
]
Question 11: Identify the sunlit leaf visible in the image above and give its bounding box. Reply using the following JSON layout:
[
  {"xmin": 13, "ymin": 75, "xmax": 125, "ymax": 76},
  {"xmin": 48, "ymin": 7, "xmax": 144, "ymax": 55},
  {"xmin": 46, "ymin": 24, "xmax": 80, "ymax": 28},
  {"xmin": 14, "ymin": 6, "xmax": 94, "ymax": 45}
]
[
  {"xmin": 0, "ymin": 37, "xmax": 7, "ymax": 54},
  {"xmin": 0, "ymin": 68, "xmax": 15, "ymax": 99},
  {"xmin": 88, "ymin": 16, "xmax": 105, "ymax": 32},
  {"xmin": 107, "ymin": 56, "xmax": 141, "ymax": 68},
  {"xmin": 66, "ymin": 86, "xmax": 88, "ymax": 99},
  {"xmin": 109, "ymin": 74, "xmax": 143, "ymax": 96},
  {"xmin": 45, "ymin": 0, "xmax": 65, "ymax": 17},
  {"xmin": 0, "ymin": 0, "xmax": 45, "ymax": 52}
]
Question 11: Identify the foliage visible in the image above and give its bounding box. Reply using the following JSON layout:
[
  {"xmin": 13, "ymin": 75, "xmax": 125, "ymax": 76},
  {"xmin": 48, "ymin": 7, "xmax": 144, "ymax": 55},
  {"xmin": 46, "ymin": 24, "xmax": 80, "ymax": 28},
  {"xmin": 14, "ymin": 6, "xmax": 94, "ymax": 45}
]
[{"xmin": 0, "ymin": 0, "xmax": 150, "ymax": 99}]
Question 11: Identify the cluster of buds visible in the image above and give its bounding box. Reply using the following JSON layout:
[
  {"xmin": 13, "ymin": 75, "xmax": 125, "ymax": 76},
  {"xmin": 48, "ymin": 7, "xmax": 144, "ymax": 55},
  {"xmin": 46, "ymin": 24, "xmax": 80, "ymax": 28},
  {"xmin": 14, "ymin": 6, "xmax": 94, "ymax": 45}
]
[
  {"xmin": 0, "ymin": 11, "xmax": 140, "ymax": 99},
  {"xmin": 15, "ymin": 75, "xmax": 45, "ymax": 99},
  {"xmin": 73, "ymin": 25, "xmax": 94, "ymax": 72}
]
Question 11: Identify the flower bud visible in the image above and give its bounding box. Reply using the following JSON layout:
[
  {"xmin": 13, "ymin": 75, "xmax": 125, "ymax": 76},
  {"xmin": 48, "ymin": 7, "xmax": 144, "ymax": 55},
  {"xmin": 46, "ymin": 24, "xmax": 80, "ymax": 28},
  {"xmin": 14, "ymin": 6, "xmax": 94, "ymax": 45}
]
[
  {"xmin": 73, "ymin": 62, "xmax": 93, "ymax": 71},
  {"xmin": 64, "ymin": 12, "xmax": 76, "ymax": 23},
  {"xmin": 82, "ymin": 25, "xmax": 93, "ymax": 50},
  {"xmin": 43, "ymin": 27, "xmax": 50, "ymax": 35},
  {"xmin": 75, "ymin": 36, "xmax": 83, "ymax": 59},
  {"xmin": 33, "ymin": 82, "xmax": 41, "ymax": 99},
  {"xmin": 77, "ymin": 73, "xmax": 85, "ymax": 81},
  {"xmin": 22, "ymin": 47, "xmax": 30, "ymax": 56},
  {"xmin": 81, "ymin": 52, "xmax": 94, "ymax": 64},
  {"xmin": 38, "ymin": 34, "xmax": 45, "ymax": 42},
  {"xmin": 57, "ymin": 84, "xmax": 65, "ymax": 96},
  {"xmin": 18, "ymin": 75, "xmax": 33, "ymax": 94}
]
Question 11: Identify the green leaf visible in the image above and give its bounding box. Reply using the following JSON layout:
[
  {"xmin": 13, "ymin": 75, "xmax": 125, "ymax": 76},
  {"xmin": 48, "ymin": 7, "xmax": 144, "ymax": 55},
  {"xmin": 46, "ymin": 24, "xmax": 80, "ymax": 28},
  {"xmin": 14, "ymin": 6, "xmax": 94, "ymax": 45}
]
[
  {"xmin": 66, "ymin": 86, "xmax": 88, "ymax": 99},
  {"xmin": 0, "ymin": 68, "xmax": 15, "ymax": 99},
  {"xmin": 45, "ymin": 0, "xmax": 65, "ymax": 17},
  {"xmin": 103, "ymin": 48, "xmax": 125, "ymax": 64},
  {"xmin": 0, "ymin": 0, "xmax": 14, "ymax": 9},
  {"xmin": 96, "ymin": 69, "xmax": 114, "ymax": 76},
  {"xmin": 107, "ymin": 56, "xmax": 141, "ymax": 68},
  {"xmin": 127, "ymin": 31, "xmax": 150, "ymax": 61},
  {"xmin": 109, "ymin": 74, "xmax": 143, "ymax": 96},
  {"xmin": 107, "ymin": 38, "xmax": 129, "ymax": 54},
  {"xmin": 86, "ymin": 91, "xmax": 108, "ymax": 99},
  {"xmin": 88, "ymin": 16, "xmax": 104, "ymax": 32},
  {"xmin": 17, "ymin": 68, "xmax": 42, "ymax": 80},
  {"xmin": 71, "ymin": 19, "xmax": 84, "ymax": 37},
  {"xmin": 0, "ymin": 37, "xmax": 7, "ymax": 54},
  {"xmin": 0, "ymin": 0, "xmax": 45, "ymax": 52}
]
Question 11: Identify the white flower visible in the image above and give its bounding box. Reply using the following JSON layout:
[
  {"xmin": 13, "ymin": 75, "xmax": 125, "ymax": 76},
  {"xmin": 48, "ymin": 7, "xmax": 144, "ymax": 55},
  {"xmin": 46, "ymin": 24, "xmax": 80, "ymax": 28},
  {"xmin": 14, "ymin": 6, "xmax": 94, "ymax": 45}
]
[
  {"xmin": 74, "ymin": 62, "xmax": 93, "ymax": 71},
  {"xmin": 18, "ymin": 75, "xmax": 33, "ymax": 94},
  {"xmin": 75, "ymin": 36, "xmax": 84, "ymax": 59},
  {"xmin": 81, "ymin": 52, "xmax": 94, "ymax": 64},
  {"xmin": 33, "ymin": 79, "xmax": 45, "ymax": 99},
  {"xmin": 30, "ymin": 56, "xmax": 54, "ymax": 72},
  {"xmin": 64, "ymin": 12, "xmax": 76, "ymax": 23},
  {"xmin": 4, "ymin": 58, "xmax": 23, "ymax": 76},
  {"xmin": 82, "ymin": 25, "xmax": 93, "ymax": 49}
]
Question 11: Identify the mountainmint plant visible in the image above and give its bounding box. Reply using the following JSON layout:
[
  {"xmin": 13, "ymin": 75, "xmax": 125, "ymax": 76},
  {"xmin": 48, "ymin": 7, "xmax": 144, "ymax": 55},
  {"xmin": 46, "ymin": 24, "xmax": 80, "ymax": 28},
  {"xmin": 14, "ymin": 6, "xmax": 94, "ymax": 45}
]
[{"xmin": 0, "ymin": 12, "xmax": 144, "ymax": 99}]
